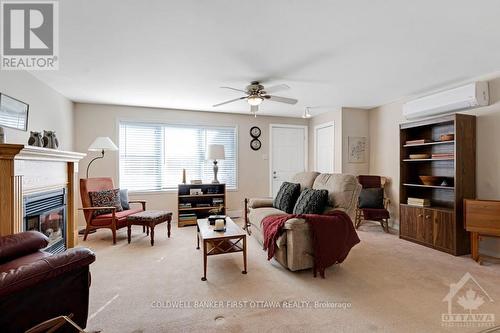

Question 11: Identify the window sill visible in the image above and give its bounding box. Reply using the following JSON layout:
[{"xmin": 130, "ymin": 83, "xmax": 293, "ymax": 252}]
[{"xmin": 129, "ymin": 188, "xmax": 238, "ymax": 195}]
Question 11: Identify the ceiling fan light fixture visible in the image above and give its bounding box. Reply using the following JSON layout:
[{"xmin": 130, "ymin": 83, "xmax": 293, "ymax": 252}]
[{"xmin": 247, "ymin": 96, "xmax": 263, "ymax": 106}]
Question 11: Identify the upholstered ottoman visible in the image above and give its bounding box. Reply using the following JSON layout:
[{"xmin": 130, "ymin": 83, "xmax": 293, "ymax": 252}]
[{"xmin": 127, "ymin": 211, "xmax": 172, "ymax": 246}]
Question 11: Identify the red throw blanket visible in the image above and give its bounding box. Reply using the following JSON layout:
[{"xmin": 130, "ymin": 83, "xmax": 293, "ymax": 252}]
[{"xmin": 262, "ymin": 211, "xmax": 360, "ymax": 278}]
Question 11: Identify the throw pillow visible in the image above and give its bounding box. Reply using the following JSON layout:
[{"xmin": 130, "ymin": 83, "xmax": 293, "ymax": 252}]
[
  {"xmin": 120, "ymin": 188, "xmax": 130, "ymax": 210},
  {"xmin": 359, "ymin": 188, "xmax": 384, "ymax": 209},
  {"xmin": 293, "ymin": 188, "xmax": 329, "ymax": 215},
  {"xmin": 89, "ymin": 189, "xmax": 123, "ymax": 218},
  {"xmin": 273, "ymin": 182, "xmax": 301, "ymax": 214}
]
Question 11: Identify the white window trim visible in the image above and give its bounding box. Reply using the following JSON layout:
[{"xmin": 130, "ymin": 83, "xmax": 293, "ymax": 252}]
[{"xmin": 117, "ymin": 118, "xmax": 239, "ymax": 192}]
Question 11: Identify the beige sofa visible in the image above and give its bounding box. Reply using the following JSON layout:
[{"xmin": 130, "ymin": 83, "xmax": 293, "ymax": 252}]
[{"xmin": 246, "ymin": 172, "xmax": 361, "ymax": 271}]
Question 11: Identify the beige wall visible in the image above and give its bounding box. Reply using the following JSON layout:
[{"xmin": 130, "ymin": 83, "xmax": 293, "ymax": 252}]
[
  {"xmin": 369, "ymin": 77, "xmax": 500, "ymax": 254},
  {"xmin": 342, "ymin": 107, "xmax": 370, "ymax": 175},
  {"xmin": 74, "ymin": 103, "xmax": 308, "ymax": 224},
  {"xmin": 0, "ymin": 71, "xmax": 74, "ymax": 150},
  {"xmin": 308, "ymin": 108, "xmax": 369, "ymax": 175}
]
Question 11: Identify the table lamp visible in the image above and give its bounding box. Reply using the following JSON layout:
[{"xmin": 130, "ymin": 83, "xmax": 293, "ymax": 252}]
[
  {"xmin": 206, "ymin": 144, "xmax": 225, "ymax": 184},
  {"xmin": 86, "ymin": 137, "xmax": 118, "ymax": 178}
]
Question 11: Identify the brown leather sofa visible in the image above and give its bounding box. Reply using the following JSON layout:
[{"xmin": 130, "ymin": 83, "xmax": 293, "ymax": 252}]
[{"xmin": 0, "ymin": 231, "xmax": 96, "ymax": 333}]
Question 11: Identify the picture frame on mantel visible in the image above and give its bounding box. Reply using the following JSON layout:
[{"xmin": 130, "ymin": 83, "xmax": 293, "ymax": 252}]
[
  {"xmin": 0, "ymin": 93, "xmax": 29, "ymax": 131},
  {"xmin": 348, "ymin": 136, "xmax": 366, "ymax": 163}
]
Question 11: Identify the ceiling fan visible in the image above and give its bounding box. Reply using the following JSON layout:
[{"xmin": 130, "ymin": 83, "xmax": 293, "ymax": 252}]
[{"xmin": 213, "ymin": 81, "xmax": 298, "ymax": 115}]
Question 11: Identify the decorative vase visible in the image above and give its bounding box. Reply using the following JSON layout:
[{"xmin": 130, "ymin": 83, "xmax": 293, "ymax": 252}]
[
  {"xmin": 42, "ymin": 130, "xmax": 59, "ymax": 149},
  {"xmin": 28, "ymin": 131, "xmax": 43, "ymax": 147}
]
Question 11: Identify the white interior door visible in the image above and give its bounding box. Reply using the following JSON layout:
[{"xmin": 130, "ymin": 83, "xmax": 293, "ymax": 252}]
[
  {"xmin": 271, "ymin": 125, "xmax": 307, "ymax": 197},
  {"xmin": 315, "ymin": 122, "xmax": 334, "ymax": 173}
]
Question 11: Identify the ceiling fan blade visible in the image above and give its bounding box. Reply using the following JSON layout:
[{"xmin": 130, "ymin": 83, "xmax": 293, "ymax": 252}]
[
  {"xmin": 263, "ymin": 84, "xmax": 290, "ymax": 94},
  {"xmin": 265, "ymin": 95, "xmax": 298, "ymax": 105},
  {"xmin": 250, "ymin": 105, "xmax": 258, "ymax": 113},
  {"xmin": 220, "ymin": 86, "xmax": 248, "ymax": 94},
  {"xmin": 213, "ymin": 96, "xmax": 246, "ymax": 107}
]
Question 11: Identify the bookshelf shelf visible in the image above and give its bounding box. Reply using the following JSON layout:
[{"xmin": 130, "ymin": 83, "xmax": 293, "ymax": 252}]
[{"xmin": 403, "ymin": 140, "xmax": 455, "ymax": 148}]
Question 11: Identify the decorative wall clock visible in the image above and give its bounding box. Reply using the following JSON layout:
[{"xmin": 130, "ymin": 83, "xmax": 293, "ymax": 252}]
[
  {"xmin": 250, "ymin": 126, "xmax": 261, "ymax": 138},
  {"xmin": 250, "ymin": 138, "xmax": 261, "ymax": 151}
]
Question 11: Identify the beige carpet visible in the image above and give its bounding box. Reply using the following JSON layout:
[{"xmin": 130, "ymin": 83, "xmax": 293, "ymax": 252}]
[{"xmin": 81, "ymin": 221, "xmax": 500, "ymax": 333}]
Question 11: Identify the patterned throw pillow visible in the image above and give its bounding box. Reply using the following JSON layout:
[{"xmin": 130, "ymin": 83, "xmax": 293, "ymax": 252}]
[
  {"xmin": 273, "ymin": 182, "xmax": 301, "ymax": 214},
  {"xmin": 293, "ymin": 188, "xmax": 329, "ymax": 215},
  {"xmin": 89, "ymin": 189, "xmax": 123, "ymax": 217}
]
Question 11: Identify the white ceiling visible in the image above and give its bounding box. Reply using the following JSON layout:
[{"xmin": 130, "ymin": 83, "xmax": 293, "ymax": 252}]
[{"xmin": 32, "ymin": 0, "xmax": 500, "ymax": 117}]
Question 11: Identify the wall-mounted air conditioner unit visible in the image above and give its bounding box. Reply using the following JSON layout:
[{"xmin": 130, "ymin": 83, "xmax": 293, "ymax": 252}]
[{"xmin": 403, "ymin": 82, "xmax": 489, "ymax": 119}]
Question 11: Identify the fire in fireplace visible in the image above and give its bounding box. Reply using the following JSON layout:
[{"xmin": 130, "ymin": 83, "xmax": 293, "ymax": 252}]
[{"xmin": 24, "ymin": 189, "xmax": 67, "ymax": 254}]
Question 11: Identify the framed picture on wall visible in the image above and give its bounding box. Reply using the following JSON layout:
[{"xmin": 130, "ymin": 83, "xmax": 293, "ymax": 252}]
[
  {"xmin": 0, "ymin": 93, "xmax": 29, "ymax": 131},
  {"xmin": 348, "ymin": 136, "xmax": 366, "ymax": 163}
]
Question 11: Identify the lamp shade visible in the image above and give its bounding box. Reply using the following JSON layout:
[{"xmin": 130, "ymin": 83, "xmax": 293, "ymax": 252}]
[
  {"xmin": 206, "ymin": 144, "xmax": 225, "ymax": 160},
  {"xmin": 88, "ymin": 137, "xmax": 118, "ymax": 151}
]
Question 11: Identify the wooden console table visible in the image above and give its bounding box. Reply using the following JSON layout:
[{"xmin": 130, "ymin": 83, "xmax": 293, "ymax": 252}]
[{"xmin": 464, "ymin": 199, "xmax": 500, "ymax": 264}]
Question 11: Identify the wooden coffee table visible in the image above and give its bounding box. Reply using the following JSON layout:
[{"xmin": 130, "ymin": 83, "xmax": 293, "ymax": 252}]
[{"xmin": 196, "ymin": 217, "xmax": 247, "ymax": 281}]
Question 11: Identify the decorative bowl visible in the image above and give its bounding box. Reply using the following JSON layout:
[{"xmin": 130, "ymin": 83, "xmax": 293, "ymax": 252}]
[
  {"xmin": 439, "ymin": 134, "xmax": 454, "ymax": 141},
  {"xmin": 419, "ymin": 176, "xmax": 444, "ymax": 186}
]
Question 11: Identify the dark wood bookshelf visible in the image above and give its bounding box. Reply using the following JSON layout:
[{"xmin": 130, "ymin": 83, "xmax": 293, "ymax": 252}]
[
  {"xmin": 177, "ymin": 183, "xmax": 226, "ymax": 227},
  {"xmin": 399, "ymin": 114, "xmax": 476, "ymax": 255}
]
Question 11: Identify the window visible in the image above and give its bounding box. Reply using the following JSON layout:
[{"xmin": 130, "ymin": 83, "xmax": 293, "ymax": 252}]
[{"xmin": 119, "ymin": 122, "xmax": 237, "ymax": 191}]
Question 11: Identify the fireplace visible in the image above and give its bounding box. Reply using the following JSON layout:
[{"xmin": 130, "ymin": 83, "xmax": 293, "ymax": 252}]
[{"xmin": 24, "ymin": 189, "xmax": 67, "ymax": 254}]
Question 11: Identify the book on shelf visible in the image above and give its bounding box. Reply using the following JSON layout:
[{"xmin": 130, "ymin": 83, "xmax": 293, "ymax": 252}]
[
  {"xmin": 196, "ymin": 203, "xmax": 211, "ymax": 208},
  {"xmin": 405, "ymin": 139, "xmax": 432, "ymax": 145},
  {"xmin": 179, "ymin": 203, "xmax": 192, "ymax": 208},
  {"xmin": 179, "ymin": 213, "xmax": 197, "ymax": 220},
  {"xmin": 407, "ymin": 197, "xmax": 431, "ymax": 207},
  {"xmin": 431, "ymin": 153, "xmax": 454, "ymax": 159}
]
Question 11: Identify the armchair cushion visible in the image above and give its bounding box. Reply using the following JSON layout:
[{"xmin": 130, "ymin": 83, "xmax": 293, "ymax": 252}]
[
  {"xmin": 273, "ymin": 182, "xmax": 301, "ymax": 214},
  {"xmin": 248, "ymin": 198, "xmax": 274, "ymax": 209},
  {"xmin": 92, "ymin": 208, "xmax": 143, "ymax": 226},
  {"xmin": 293, "ymin": 188, "xmax": 328, "ymax": 214},
  {"xmin": 359, "ymin": 188, "xmax": 384, "ymax": 209},
  {"xmin": 120, "ymin": 189, "xmax": 130, "ymax": 210},
  {"xmin": 89, "ymin": 189, "xmax": 123, "ymax": 217},
  {"xmin": 0, "ymin": 247, "xmax": 95, "ymax": 298},
  {"xmin": 0, "ymin": 231, "xmax": 48, "ymax": 262}
]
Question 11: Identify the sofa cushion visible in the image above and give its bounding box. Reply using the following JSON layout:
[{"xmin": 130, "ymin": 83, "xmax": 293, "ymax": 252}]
[
  {"xmin": 273, "ymin": 182, "xmax": 301, "ymax": 214},
  {"xmin": 92, "ymin": 208, "xmax": 143, "ymax": 226},
  {"xmin": 291, "ymin": 172, "xmax": 320, "ymax": 191},
  {"xmin": 312, "ymin": 173, "xmax": 359, "ymax": 210},
  {"xmin": 359, "ymin": 188, "xmax": 384, "ymax": 208},
  {"xmin": 89, "ymin": 189, "xmax": 123, "ymax": 217},
  {"xmin": 293, "ymin": 188, "xmax": 329, "ymax": 214}
]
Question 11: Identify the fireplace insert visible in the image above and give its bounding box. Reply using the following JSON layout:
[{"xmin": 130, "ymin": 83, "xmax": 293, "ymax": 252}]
[{"xmin": 24, "ymin": 188, "xmax": 67, "ymax": 254}]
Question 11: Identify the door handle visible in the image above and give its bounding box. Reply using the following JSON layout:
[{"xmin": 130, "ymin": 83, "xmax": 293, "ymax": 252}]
[{"xmin": 425, "ymin": 215, "xmax": 431, "ymax": 219}]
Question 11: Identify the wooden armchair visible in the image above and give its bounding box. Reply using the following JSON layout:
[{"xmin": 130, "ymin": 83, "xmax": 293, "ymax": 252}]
[
  {"xmin": 79, "ymin": 178, "xmax": 146, "ymax": 244},
  {"xmin": 355, "ymin": 175, "xmax": 390, "ymax": 233}
]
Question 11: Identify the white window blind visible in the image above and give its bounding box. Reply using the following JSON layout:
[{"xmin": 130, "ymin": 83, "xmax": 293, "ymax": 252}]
[{"xmin": 119, "ymin": 122, "xmax": 237, "ymax": 191}]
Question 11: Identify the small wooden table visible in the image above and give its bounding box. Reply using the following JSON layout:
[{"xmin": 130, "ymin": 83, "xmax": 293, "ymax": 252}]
[
  {"xmin": 196, "ymin": 217, "xmax": 247, "ymax": 281},
  {"xmin": 127, "ymin": 210, "xmax": 172, "ymax": 246}
]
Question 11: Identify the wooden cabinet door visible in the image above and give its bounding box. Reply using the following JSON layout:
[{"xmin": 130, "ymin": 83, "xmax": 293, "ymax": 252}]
[
  {"xmin": 418, "ymin": 209, "xmax": 434, "ymax": 245},
  {"xmin": 400, "ymin": 205, "xmax": 421, "ymax": 239},
  {"xmin": 433, "ymin": 210, "xmax": 454, "ymax": 251}
]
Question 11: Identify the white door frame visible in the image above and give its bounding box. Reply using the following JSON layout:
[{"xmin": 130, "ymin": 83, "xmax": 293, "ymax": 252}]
[
  {"xmin": 269, "ymin": 124, "xmax": 308, "ymax": 196},
  {"xmin": 313, "ymin": 121, "xmax": 335, "ymax": 172}
]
